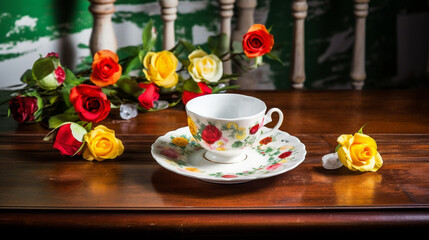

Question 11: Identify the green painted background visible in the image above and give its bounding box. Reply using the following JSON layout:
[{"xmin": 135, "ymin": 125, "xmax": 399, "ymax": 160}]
[{"xmin": 1, "ymin": 0, "xmax": 428, "ymax": 89}]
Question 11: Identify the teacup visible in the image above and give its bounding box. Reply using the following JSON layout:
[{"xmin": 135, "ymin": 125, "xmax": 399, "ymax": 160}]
[{"xmin": 185, "ymin": 93, "xmax": 284, "ymax": 164}]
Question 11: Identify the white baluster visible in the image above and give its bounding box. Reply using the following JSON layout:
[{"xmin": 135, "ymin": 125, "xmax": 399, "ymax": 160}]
[
  {"xmin": 232, "ymin": 0, "xmax": 257, "ymax": 42},
  {"xmin": 218, "ymin": 0, "xmax": 236, "ymax": 74},
  {"xmin": 350, "ymin": 0, "xmax": 370, "ymax": 90},
  {"xmin": 232, "ymin": 0, "xmax": 257, "ymax": 89},
  {"xmin": 89, "ymin": 0, "xmax": 118, "ymax": 55},
  {"xmin": 159, "ymin": 0, "xmax": 178, "ymax": 50},
  {"xmin": 291, "ymin": 0, "xmax": 307, "ymax": 89}
]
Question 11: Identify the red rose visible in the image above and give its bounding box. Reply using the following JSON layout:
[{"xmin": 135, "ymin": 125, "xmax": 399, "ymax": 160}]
[
  {"xmin": 137, "ymin": 82, "xmax": 160, "ymax": 110},
  {"xmin": 221, "ymin": 175, "xmax": 238, "ymax": 178},
  {"xmin": 69, "ymin": 84, "xmax": 111, "ymax": 123},
  {"xmin": 53, "ymin": 123, "xmax": 84, "ymax": 156},
  {"xmin": 266, "ymin": 163, "xmax": 282, "ymax": 171},
  {"xmin": 9, "ymin": 95, "xmax": 39, "ymax": 124},
  {"xmin": 242, "ymin": 24, "xmax": 274, "ymax": 58},
  {"xmin": 202, "ymin": 125, "xmax": 222, "ymax": 144},
  {"xmin": 279, "ymin": 151, "xmax": 292, "ymax": 159},
  {"xmin": 250, "ymin": 123, "xmax": 260, "ymax": 135},
  {"xmin": 182, "ymin": 82, "xmax": 212, "ymax": 105},
  {"xmin": 90, "ymin": 50, "xmax": 122, "ymax": 87}
]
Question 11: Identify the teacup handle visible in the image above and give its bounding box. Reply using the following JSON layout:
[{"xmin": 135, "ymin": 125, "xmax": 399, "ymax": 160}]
[{"xmin": 261, "ymin": 108, "xmax": 284, "ymax": 136}]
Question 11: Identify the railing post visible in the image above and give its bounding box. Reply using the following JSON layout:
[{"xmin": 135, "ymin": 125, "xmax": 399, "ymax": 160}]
[
  {"xmin": 159, "ymin": 0, "xmax": 178, "ymax": 50},
  {"xmin": 232, "ymin": 0, "xmax": 258, "ymax": 89},
  {"xmin": 350, "ymin": 0, "xmax": 369, "ymax": 90},
  {"xmin": 232, "ymin": 0, "xmax": 257, "ymax": 42},
  {"xmin": 290, "ymin": 0, "xmax": 307, "ymax": 89},
  {"xmin": 218, "ymin": 0, "xmax": 236, "ymax": 74},
  {"xmin": 88, "ymin": 0, "xmax": 118, "ymax": 55}
]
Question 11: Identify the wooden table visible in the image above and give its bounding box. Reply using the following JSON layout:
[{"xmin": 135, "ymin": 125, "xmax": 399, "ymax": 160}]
[{"xmin": 1, "ymin": 90, "xmax": 429, "ymax": 236}]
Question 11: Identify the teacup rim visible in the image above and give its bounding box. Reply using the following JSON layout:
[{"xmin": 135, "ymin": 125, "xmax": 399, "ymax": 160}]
[{"xmin": 185, "ymin": 93, "xmax": 267, "ymax": 121}]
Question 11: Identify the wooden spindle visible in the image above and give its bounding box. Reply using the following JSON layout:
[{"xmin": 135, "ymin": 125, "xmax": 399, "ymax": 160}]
[
  {"xmin": 218, "ymin": 0, "xmax": 236, "ymax": 74},
  {"xmin": 89, "ymin": 0, "xmax": 118, "ymax": 55},
  {"xmin": 350, "ymin": 0, "xmax": 369, "ymax": 90},
  {"xmin": 232, "ymin": 0, "xmax": 257, "ymax": 89},
  {"xmin": 159, "ymin": 0, "xmax": 178, "ymax": 50},
  {"xmin": 290, "ymin": 0, "xmax": 307, "ymax": 89},
  {"xmin": 232, "ymin": 0, "xmax": 257, "ymax": 42}
]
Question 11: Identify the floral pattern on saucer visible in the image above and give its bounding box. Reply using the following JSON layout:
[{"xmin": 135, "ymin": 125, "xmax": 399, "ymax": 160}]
[{"xmin": 151, "ymin": 127, "xmax": 306, "ymax": 183}]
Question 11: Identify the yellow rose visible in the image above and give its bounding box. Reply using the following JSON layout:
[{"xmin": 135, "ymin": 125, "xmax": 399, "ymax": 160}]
[
  {"xmin": 187, "ymin": 117, "xmax": 197, "ymax": 136},
  {"xmin": 337, "ymin": 133, "xmax": 383, "ymax": 172},
  {"xmin": 172, "ymin": 137, "xmax": 189, "ymax": 147},
  {"xmin": 185, "ymin": 167, "xmax": 201, "ymax": 173},
  {"xmin": 236, "ymin": 127, "xmax": 246, "ymax": 140},
  {"xmin": 143, "ymin": 50, "xmax": 178, "ymax": 88},
  {"xmin": 83, "ymin": 125, "xmax": 124, "ymax": 161},
  {"xmin": 188, "ymin": 49, "xmax": 223, "ymax": 83}
]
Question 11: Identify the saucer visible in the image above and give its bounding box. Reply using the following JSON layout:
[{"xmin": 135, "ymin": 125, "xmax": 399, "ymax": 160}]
[{"xmin": 151, "ymin": 127, "xmax": 306, "ymax": 184}]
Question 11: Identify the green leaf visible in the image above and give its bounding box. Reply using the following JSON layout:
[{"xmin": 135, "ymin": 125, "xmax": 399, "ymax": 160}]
[
  {"xmin": 179, "ymin": 40, "xmax": 197, "ymax": 52},
  {"xmin": 63, "ymin": 68, "xmax": 84, "ymax": 87},
  {"xmin": 117, "ymin": 46, "xmax": 144, "ymax": 76},
  {"xmin": 207, "ymin": 33, "xmax": 229, "ymax": 57},
  {"xmin": 142, "ymin": 19, "xmax": 156, "ymax": 52},
  {"xmin": 77, "ymin": 43, "xmax": 89, "ymax": 49},
  {"xmin": 211, "ymin": 84, "xmax": 239, "ymax": 93},
  {"xmin": 20, "ymin": 69, "xmax": 37, "ymax": 86},
  {"xmin": 265, "ymin": 52, "xmax": 284, "ymax": 65},
  {"xmin": 123, "ymin": 55, "xmax": 141, "ymax": 75},
  {"xmin": 116, "ymin": 76, "xmax": 144, "ymax": 98},
  {"xmin": 219, "ymin": 73, "xmax": 240, "ymax": 81},
  {"xmin": 232, "ymin": 141, "xmax": 243, "ymax": 148},
  {"xmin": 60, "ymin": 69, "xmax": 85, "ymax": 108},
  {"xmin": 231, "ymin": 40, "xmax": 243, "ymax": 54},
  {"xmin": 84, "ymin": 122, "xmax": 92, "ymax": 132},
  {"xmin": 182, "ymin": 79, "xmax": 202, "ymax": 93},
  {"xmin": 48, "ymin": 113, "xmax": 80, "ymax": 129},
  {"xmin": 32, "ymin": 57, "xmax": 55, "ymax": 80},
  {"xmin": 117, "ymin": 46, "xmax": 140, "ymax": 59},
  {"xmin": 139, "ymin": 49, "xmax": 147, "ymax": 65}
]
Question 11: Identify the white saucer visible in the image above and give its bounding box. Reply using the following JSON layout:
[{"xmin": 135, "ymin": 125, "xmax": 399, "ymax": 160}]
[{"xmin": 151, "ymin": 127, "xmax": 306, "ymax": 184}]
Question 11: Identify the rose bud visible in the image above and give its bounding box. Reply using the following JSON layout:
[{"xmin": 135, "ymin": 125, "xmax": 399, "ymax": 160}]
[
  {"xmin": 33, "ymin": 52, "xmax": 65, "ymax": 90},
  {"xmin": 8, "ymin": 94, "xmax": 43, "ymax": 124},
  {"xmin": 242, "ymin": 24, "xmax": 274, "ymax": 58},
  {"xmin": 182, "ymin": 82, "xmax": 212, "ymax": 105},
  {"xmin": 137, "ymin": 82, "xmax": 160, "ymax": 110},
  {"xmin": 43, "ymin": 122, "xmax": 87, "ymax": 156},
  {"xmin": 90, "ymin": 50, "xmax": 122, "ymax": 87}
]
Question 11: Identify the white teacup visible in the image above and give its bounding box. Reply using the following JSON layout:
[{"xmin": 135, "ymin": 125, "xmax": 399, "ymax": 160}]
[{"xmin": 185, "ymin": 93, "xmax": 284, "ymax": 164}]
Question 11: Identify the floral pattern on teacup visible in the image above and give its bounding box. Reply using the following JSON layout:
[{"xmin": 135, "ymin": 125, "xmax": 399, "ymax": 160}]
[{"xmin": 187, "ymin": 116, "xmax": 264, "ymax": 150}]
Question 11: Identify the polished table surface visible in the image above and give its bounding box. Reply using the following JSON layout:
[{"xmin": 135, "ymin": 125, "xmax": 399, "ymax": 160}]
[{"xmin": 1, "ymin": 89, "xmax": 429, "ymax": 235}]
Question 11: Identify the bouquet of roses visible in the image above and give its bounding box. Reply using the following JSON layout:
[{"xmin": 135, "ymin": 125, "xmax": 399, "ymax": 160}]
[{"xmin": 6, "ymin": 20, "xmax": 280, "ymax": 161}]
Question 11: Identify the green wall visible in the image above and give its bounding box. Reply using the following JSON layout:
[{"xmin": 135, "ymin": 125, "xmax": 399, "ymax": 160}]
[{"xmin": 1, "ymin": 0, "xmax": 428, "ymax": 89}]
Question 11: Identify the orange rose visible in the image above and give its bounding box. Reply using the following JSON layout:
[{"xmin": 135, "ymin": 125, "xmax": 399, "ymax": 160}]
[
  {"xmin": 90, "ymin": 50, "xmax": 122, "ymax": 87},
  {"xmin": 242, "ymin": 24, "xmax": 274, "ymax": 58}
]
